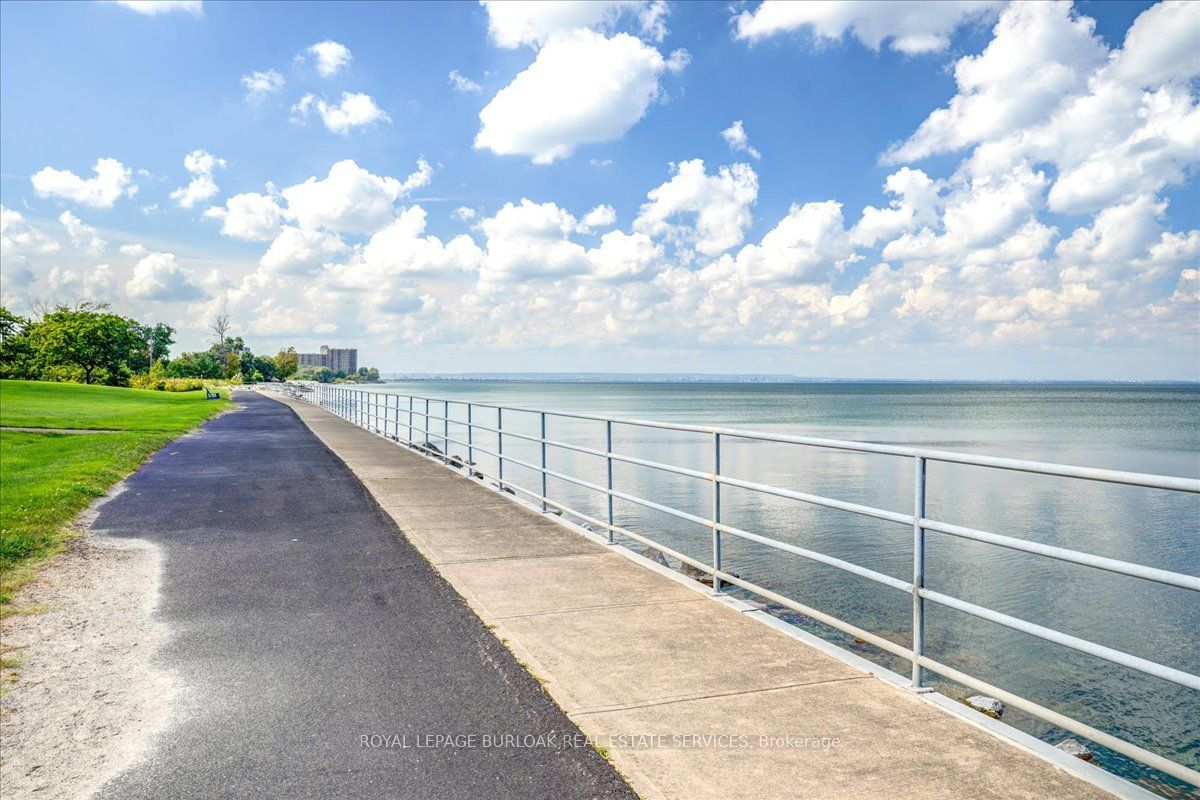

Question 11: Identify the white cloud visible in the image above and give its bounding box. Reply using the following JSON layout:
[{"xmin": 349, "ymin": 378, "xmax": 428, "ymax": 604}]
[
  {"xmin": 734, "ymin": 0, "xmax": 1001, "ymax": 54},
  {"xmin": 1107, "ymin": 0, "xmax": 1200, "ymax": 90},
  {"xmin": 580, "ymin": 204, "xmax": 617, "ymax": 230},
  {"xmin": 292, "ymin": 92, "xmax": 390, "ymax": 134},
  {"xmin": 242, "ymin": 69, "xmax": 284, "ymax": 103},
  {"xmin": 111, "ymin": 1, "xmax": 202, "ymax": 16},
  {"xmin": 31, "ymin": 158, "xmax": 136, "ymax": 208},
  {"xmin": 449, "ymin": 70, "xmax": 482, "ymax": 93},
  {"xmin": 204, "ymin": 191, "xmax": 283, "ymax": 241},
  {"xmin": 280, "ymin": 159, "xmax": 431, "ymax": 234},
  {"xmin": 260, "ymin": 226, "xmax": 348, "ymax": 274},
  {"xmin": 58, "ymin": 211, "xmax": 107, "ymax": 256},
  {"xmin": 125, "ymin": 252, "xmax": 205, "ymax": 301},
  {"xmin": 454, "ymin": 206, "xmax": 477, "ymax": 221},
  {"xmin": 884, "ymin": 2, "xmax": 1107, "ymax": 163},
  {"xmin": 723, "ymin": 200, "xmax": 853, "ymax": 285},
  {"xmin": 1, "ymin": 206, "xmax": 60, "ymax": 260},
  {"xmin": 587, "ymin": 229, "xmax": 663, "ymax": 282},
  {"xmin": 119, "ymin": 243, "xmax": 147, "ymax": 256},
  {"xmin": 170, "ymin": 149, "xmax": 226, "ymax": 208},
  {"xmin": 851, "ymin": 167, "xmax": 939, "ymax": 247},
  {"xmin": 307, "ymin": 40, "xmax": 352, "ymax": 77},
  {"xmin": 634, "ymin": 159, "xmax": 759, "ymax": 256},
  {"xmin": 479, "ymin": 199, "xmax": 590, "ymax": 283},
  {"xmin": 481, "ymin": 1, "xmax": 661, "ymax": 48},
  {"xmin": 360, "ymin": 206, "xmax": 484, "ymax": 277},
  {"xmin": 475, "ymin": 30, "xmax": 686, "ymax": 163},
  {"xmin": 721, "ymin": 120, "xmax": 761, "ymax": 160}
]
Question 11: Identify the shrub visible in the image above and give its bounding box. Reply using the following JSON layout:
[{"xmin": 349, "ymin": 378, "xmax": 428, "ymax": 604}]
[{"xmin": 129, "ymin": 375, "xmax": 209, "ymax": 392}]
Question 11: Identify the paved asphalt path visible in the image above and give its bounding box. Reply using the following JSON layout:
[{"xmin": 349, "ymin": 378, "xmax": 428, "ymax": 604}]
[{"xmin": 94, "ymin": 394, "xmax": 635, "ymax": 800}]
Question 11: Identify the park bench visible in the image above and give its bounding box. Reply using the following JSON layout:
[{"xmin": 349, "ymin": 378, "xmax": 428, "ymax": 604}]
[{"xmin": 205, "ymin": 387, "xmax": 221, "ymax": 400}]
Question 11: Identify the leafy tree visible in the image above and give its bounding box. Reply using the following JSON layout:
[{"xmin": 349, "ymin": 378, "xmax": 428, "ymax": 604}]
[
  {"xmin": 0, "ymin": 307, "xmax": 35, "ymax": 379},
  {"xmin": 294, "ymin": 365, "xmax": 334, "ymax": 383},
  {"xmin": 164, "ymin": 351, "xmax": 223, "ymax": 379},
  {"xmin": 128, "ymin": 321, "xmax": 175, "ymax": 374},
  {"xmin": 274, "ymin": 347, "xmax": 298, "ymax": 378},
  {"xmin": 25, "ymin": 305, "xmax": 144, "ymax": 385}
]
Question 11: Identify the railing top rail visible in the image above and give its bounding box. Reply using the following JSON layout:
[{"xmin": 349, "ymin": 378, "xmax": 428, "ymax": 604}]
[{"xmin": 312, "ymin": 385, "xmax": 1200, "ymax": 493}]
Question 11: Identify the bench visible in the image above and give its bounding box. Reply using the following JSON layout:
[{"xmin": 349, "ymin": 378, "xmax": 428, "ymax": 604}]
[{"xmin": 205, "ymin": 388, "xmax": 221, "ymax": 400}]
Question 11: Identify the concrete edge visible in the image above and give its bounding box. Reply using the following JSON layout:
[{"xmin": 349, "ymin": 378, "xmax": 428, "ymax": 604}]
[{"xmin": 269, "ymin": 391, "xmax": 1164, "ymax": 800}]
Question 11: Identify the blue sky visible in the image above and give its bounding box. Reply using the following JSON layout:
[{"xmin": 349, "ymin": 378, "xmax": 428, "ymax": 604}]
[{"xmin": 1, "ymin": 0, "xmax": 1197, "ymax": 379}]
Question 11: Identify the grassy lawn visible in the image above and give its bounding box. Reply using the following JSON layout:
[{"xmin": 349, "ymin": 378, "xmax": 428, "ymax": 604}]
[{"xmin": 0, "ymin": 380, "xmax": 229, "ymax": 606}]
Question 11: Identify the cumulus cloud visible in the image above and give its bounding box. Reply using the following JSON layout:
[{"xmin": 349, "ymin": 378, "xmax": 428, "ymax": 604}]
[
  {"xmin": 884, "ymin": 2, "xmax": 1107, "ymax": 163},
  {"xmin": 476, "ymin": 30, "xmax": 687, "ymax": 163},
  {"xmin": 733, "ymin": 0, "xmax": 1001, "ymax": 54},
  {"xmin": 360, "ymin": 206, "xmax": 484, "ymax": 277},
  {"xmin": 204, "ymin": 191, "xmax": 283, "ymax": 240},
  {"xmin": 449, "ymin": 70, "xmax": 482, "ymax": 92},
  {"xmin": 634, "ymin": 159, "xmax": 758, "ymax": 256},
  {"xmin": 580, "ymin": 204, "xmax": 617, "ymax": 230},
  {"xmin": 31, "ymin": 158, "xmax": 136, "ymax": 208},
  {"xmin": 119, "ymin": 243, "xmax": 147, "ymax": 256},
  {"xmin": 307, "ymin": 40, "xmax": 352, "ymax": 77},
  {"xmin": 721, "ymin": 201, "xmax": 853, "ymax": 285},
  {"xmin": 242, "ymin": 69, "xmax": 284, "ymax": 103},
  {"xmin": 851, "ymin": 167, "xmax": 939, "ymax": 247},
  {"xmin": 170, "ymin": 149, "xmax": 226, "ymax": 208},
  {"xmin": 110, "ymin": 1, "xmax": 202, "ymax": 16},
  {"xmin": 1, "ymin": 206, "xmax": 60, "ymax": 261},
  {"xmin": 292, "ymin": 92, "xmax": 390, "ymax": 134},
  {"xmin": 125, "ymin": 252, "xmax": 205, "ymax": 301},
  {"xmin": 280, "ymin": 159, "xmax": 432, "ymax": 234},
  {"xmin": 454, "ymin": 206, "xmax": 478, "ymax": 221},
  {"xmin": 260, "ymin": 226, "xmax": 348, "ymax": 274},
  {"xmin": 479, "ymin": 199, "xmax": 591, "ymax": 283},
  {"xmin": 59, "ymin": 211, "xmax": 107, "ymax": 256},
  {"xmin": 721, "ymin": 120, "xmax": 761, "ymax": 160},
  {"xmin": 481, "ymin": 1, "xmax": 665, "ymax": 48}
]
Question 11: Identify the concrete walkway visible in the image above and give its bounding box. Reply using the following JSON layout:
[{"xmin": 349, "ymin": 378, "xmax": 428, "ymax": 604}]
[
  {"xmin": 271, "ymin": 393, "xmax": 1124, "ymax": 800},
  {"xmin": 92, "ymin": 394, "xmax": 635, "ymax": 800}
]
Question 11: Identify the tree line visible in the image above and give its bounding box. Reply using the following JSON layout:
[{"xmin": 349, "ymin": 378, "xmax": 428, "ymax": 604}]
[{"xmin": 0, "ymin": 304, "xmax": 299, "ymax": 387}]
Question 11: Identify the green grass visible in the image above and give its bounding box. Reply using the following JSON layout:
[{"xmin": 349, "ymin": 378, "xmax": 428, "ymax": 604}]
[{"xmin": 0, "ymin": 380, "xmax": 229, "ymax": 606}]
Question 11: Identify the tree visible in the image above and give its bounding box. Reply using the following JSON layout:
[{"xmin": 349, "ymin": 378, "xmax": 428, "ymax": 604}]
[
  {"xmin": 25, "ymin": 305, "xmax": 144, "ymax": 385},
  {"xmin": 164, "ymin": 351, "xmax": 223, "ymax": 379},
  {"xmin": 0, "ymin": 307, "xmax": 34, "ymax": 380},
  {"xmin": 128, "ymin": 321, "xmax": 175, "ymax": 375},
  {"xmin": 274, "ymin": 347, "xmax": 298, "ymax": 379}
]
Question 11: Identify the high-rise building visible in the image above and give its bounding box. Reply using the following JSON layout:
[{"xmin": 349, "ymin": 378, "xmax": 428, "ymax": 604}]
[{"xmin": 295, "ymin": 345, "xmax": 358, "ymax": 374}]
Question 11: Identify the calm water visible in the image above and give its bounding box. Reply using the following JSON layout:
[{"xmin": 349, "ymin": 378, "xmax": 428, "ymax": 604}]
[{"xmin": 360, "ymin": 381, "xmax": 1199, "ymax": 796}]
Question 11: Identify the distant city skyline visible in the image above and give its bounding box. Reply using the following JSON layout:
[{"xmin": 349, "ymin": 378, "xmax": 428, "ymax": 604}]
[{"xmin": 1, "ymin": 1, "xmax": 1197, "ymax": 380}]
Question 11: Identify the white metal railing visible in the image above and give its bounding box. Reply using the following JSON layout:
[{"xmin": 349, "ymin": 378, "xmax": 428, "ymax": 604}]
[{"xmin": 290, "ymin": 383, "xmax": 1200, "ymax": 788}]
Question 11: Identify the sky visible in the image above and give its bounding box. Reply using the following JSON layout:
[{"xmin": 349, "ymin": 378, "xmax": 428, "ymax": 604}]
[{"xmin": 1, "ymin": 0, "xmax": 1197, "ymax": 380}]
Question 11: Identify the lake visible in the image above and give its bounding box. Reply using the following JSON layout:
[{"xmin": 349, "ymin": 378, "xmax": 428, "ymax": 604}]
[{"xmin": 357, "ymin": 381, "xmax": 1199, "ymax": 797}]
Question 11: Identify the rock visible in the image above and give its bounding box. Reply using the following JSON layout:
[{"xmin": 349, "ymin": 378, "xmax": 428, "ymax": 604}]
[
  {"xmin": 638, "ymin": 547, "xmax": 670, "ymax": 568},
  {"xmin": 964, "ymin": 695, "xmax": 1005, "ymax": 718},
  {"xmin": 470, "ymin": 470, "xmax": 484, "ymax": 479},
  {"xmin": 448, "ymin": 455, "xmax": 465, "ymax": 469},
  {"xmin": 1055, "ymin": 739, "xmax": 1093, "ymax": 761},
  {"xmin": 422, "ymin": 441, "xmax": 443, "ymax": 455}
]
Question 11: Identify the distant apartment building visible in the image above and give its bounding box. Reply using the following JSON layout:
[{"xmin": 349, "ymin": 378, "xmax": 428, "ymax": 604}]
[{"xmin": 296, "ymin": 345, "xmax": 358, "ymax": 374}]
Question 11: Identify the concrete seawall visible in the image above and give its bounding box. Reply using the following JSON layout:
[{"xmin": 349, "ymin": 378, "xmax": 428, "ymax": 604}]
[{"xmin": 268, "ymin": 391, "xmax": 1149, "ymax": 800}]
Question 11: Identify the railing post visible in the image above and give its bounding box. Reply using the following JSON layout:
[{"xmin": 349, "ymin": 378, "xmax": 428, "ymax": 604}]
[
  {"xmin": 605, "ymin": 419, "xmax": 614, "ymax": 543},
  {"xmin": 497, "ymin": 408, "xmax": 504, "ymax": 490},
  {"xmin": 540, "ymin": 411, "xmax": 548, "ymax": 511},
  {"xmin": 424, "ymin": 398, "xmax": 430, "ymax": 451},
  {"xmin": 712, "ymin": 432, "xmax": 722, "ymax": 594},
  {"xmin": 912, "ymin": 455, "xmax": 927, "ymax": 690},
  {"xmin": 443, "ymin": 400, "xmax": 449, "ymax": 464},
  {"xmin": 407, "ymin": 396, "xmax": 413, "ymax": 444},
  {"xmin": 467, "ymin": 403, "xmax": 474, "ymax": 470}
]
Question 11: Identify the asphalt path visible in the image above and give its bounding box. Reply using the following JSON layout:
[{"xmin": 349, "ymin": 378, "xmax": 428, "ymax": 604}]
[{"xmin": 94, "ymin": 393, "xmax": 635, "ymax": 800}]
